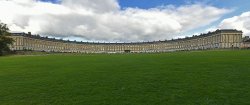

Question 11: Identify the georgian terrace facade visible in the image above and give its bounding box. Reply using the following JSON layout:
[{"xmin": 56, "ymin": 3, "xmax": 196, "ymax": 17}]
[{"xmin": 9, "ymin": 29, "xmax": 244, "ymax": 53}]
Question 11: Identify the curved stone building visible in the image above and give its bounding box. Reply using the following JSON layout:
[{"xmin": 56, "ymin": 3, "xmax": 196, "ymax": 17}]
[{"xmin": 9, "ymin": 29, "xmax": 246, "ymax": 53}]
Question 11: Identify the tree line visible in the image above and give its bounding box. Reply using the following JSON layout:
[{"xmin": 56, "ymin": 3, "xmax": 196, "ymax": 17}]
[{"xmin": 0, "ymin": 22, "xmax": 14, "ymax": 56}]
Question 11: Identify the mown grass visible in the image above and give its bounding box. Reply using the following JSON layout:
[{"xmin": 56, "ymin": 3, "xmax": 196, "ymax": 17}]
[{"xmin": 0, "ymin": 50, "xmax": 250, "ymax": 105}]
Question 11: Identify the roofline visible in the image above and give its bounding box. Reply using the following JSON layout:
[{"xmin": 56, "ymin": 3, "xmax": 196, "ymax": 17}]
[{"xmin": 11, "ymin": 29, "xmax": 243, "ymax": 44}]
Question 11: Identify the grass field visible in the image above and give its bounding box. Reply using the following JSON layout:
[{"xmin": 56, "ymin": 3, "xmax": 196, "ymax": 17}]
[{"xmin": 0, "ymin": 50, "xmax": 250, "ymax": 105}]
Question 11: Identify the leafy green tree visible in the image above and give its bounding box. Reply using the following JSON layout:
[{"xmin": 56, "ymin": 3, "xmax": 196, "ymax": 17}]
[{"xmin": 0, "ymin": 22, "xmax": 14, "ymax": 55}]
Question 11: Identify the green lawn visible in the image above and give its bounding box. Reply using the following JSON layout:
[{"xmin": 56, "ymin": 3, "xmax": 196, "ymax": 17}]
[{"xmin": 0, "ymin": 50, "xmax": 250, "ymax": 105}]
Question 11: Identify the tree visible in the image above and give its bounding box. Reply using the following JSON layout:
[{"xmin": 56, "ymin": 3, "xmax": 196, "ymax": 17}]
[{"xmin": 0, "ymin": 22, "xmax": 14, "ymax": 56}]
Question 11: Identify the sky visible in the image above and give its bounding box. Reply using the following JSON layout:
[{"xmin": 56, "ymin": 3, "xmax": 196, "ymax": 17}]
[{"xmin": 0, "ymin": 0, "xmax": 249, "ymax": 42}]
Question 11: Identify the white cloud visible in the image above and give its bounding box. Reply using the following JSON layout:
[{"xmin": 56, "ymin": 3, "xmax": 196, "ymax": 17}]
[
  {"xmin": 219, "ymin": 11, "xmax": 250, "ymax": 36},
  {"xmin": 61, "ymin": 0, "xmax": 120, "ymax": 13},
  {"xmin": 0, "ymin": 0, "xmax": 230, "ymax": 42}
]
